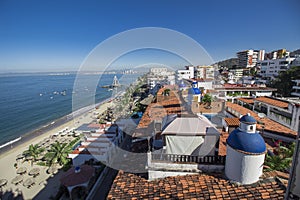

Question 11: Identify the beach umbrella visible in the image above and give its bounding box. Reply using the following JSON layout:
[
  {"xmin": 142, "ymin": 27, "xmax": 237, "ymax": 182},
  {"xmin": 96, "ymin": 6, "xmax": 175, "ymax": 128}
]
[
  {"xmin": 11, "ymin": 175, "xmax": 23, "ymax": 185},
  {"xmin": 47, "ymin": 166, "xmax": 58, "ymax": 174},
  {"xmin": 0, "ymin": 179, "xmax": 7, "ymax": 187},
  {"xmin": 16, "ymin": 167, "xmax": 27, "ymax": 174},
  {"xmin": 29, "ymin": 168, "xmax": 40, "ymax": 177},
  {"xmin": 16, "ymin": 154, "xmax": 24, "ymax": 160},
  {"xmin": 23, "ymin": 178, "xmax": 35, "ymax": 188}
]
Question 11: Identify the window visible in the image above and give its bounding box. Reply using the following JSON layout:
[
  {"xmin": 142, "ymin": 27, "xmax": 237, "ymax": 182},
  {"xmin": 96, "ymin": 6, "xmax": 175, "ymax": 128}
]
[
  {"xmin": 250, "ymin": 126, "xmax": 253, "ymax": 131},
  {"xmin": 279, "ymin": 61, "xmax": 288, "ymax": 65}
]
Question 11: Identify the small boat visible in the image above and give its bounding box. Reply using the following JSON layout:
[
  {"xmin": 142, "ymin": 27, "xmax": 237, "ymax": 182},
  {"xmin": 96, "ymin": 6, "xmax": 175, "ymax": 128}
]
[{"xmin": 61, "ymin": 90, "xmax": 66, "ymax": 96}]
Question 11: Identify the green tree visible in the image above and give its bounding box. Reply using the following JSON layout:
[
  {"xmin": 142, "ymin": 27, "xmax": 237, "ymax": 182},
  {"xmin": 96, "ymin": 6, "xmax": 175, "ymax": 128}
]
[
  {"xmin": 250, "ymin": 67, "xmax": 257, "ymax": 76},
  {"xmin": 45, "ymin": 142, "xmax": 72, "ymax": 166},
  {"xmin": 265, "ymin": 142, "xmax": 295, "ymax": 172},
  {"xmin": 270, "ymin": 66, "xmax": 300, "ymax": 97},
  {"xmin": 23, "ymin": 144, "xmax": 44, "ymax": 166},
  {"xmin": 265, "ymin": 154, "xmax": 290, "ymax": 172},
  {"xmin": 163, "ymin": 89, "xmax": 170, "ymax": 96},
  {"xmin": 202, "ymin": 93, "xmax": 212, "ymax": 106}
]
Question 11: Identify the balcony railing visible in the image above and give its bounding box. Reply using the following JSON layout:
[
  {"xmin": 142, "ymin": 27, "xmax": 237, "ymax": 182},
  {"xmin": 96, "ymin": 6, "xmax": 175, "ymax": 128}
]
[{"xmin": 151, "ymin": 153, "xmax": 226, "ymax": 165}]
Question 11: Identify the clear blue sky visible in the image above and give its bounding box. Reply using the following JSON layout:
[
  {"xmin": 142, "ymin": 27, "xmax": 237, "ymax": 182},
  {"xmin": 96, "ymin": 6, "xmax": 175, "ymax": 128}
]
[{"xmin": 0, "ymin": 0, "xmax": 299, "ymax": 72}]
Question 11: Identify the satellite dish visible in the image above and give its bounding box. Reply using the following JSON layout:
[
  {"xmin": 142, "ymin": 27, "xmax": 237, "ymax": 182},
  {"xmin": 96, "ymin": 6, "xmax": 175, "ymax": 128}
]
[{"xmin": 258, "ymin": 113, "xmax": 266, "ymax": 118}]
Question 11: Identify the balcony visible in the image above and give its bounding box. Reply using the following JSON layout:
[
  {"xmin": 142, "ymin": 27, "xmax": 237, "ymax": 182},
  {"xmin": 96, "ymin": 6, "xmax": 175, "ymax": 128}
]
[{"xmin": 151, "ymin": 153, "xmax": 226, "ymax": 165}]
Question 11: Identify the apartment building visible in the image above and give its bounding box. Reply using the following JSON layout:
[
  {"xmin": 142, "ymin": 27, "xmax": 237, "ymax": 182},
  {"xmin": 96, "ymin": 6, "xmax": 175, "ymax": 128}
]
[
  {"xmin": 147, "ymin": 67, "xmax": 175, "ymax": 89},
  {"xmin": 177, "ymin": 66, "xmax": 194, "ymax": 80},
  {"xmin": 291, "ymin": 80, "xmax": 300, "ymax": 97},
  {"xmin": 258, "ymin": 57, "xmax": 295, "ymax": 78},
  {"xmin": 237, "ymin": 49, "xmax": 264, "ymax": 68},
  {"xmin": 194, "ymin": 65, "xmax": 214, "ymax": 80}
]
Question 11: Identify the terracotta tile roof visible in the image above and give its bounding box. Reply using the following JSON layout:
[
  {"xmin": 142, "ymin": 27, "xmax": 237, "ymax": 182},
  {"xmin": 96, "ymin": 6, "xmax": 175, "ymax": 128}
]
[
  {"xmin": 70, "ymin": 148, "xmax": 106, "ymax": 155},
  {"xmin": 237, "ymin": 98, "xmax": 254, "ymax": 104},
  {"xmin": 88, "ymin": 123, "xmax": 108, "ymax": 128},
  {"xmin": 226, "ymin": 102, "xmax": 297, "ymax": 138},
  {"xmin": 107, "ymin": 171, "xmax": 286, "ymax": 199},
  {"xmin": 255, "ymin": 97, "xmax": 289, "ymax": 109},
  {"xmin": 133, "ymin": 88, "xmax": 187, "ymax": 138},
  {"xmin": 191, "ymin": 101, "xmax": 225, "ymax": 114},
  {"xmin": 224, "ymin": 118, "xmax": 240, "ymax": 126},
  {"xmin": 218, "ymin": 131, "xmax": 228, "ymax": 156}
]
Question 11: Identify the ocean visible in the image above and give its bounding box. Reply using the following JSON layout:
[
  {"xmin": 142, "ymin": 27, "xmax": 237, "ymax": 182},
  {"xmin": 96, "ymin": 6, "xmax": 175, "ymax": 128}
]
[{"xmin": 0, "ymin": 73, "xmax": 139, "ymax": 147}]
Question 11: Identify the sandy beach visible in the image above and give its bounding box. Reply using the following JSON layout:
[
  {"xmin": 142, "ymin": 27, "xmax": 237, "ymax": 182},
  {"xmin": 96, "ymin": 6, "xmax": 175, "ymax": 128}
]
[{"xmin": 0, "ymin": 101, "xmax": 113, "ymax": 200}]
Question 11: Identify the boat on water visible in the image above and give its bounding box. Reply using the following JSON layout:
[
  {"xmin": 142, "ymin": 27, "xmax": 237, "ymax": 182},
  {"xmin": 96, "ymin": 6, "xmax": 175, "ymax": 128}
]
[{"xmin": 101, "ymin": 75, "xmax": 121, "ymax": 88}]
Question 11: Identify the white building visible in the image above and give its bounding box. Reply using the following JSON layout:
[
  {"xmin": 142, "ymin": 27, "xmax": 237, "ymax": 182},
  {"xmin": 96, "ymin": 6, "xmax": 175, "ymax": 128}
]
[
  {"xmin": 150, "ymin": 67, "xmax": 168, "ymax": 75},
  {"xmin": 258, "ymin": 57, "xmax": 295, "ymax": 78},
  {"xmin": 148, "ymin": 114, "xmax": 222, "ymax": 180},
  {"xmin": 194, "ymin": 65, "xmax": 214, "ymax": 80},
  {"xmin": 69, "ymin": 124, "xmax": 124, "ymax": 166},
  {"xmin": 253, "ymin": 96, "xmax": 300, "ymax": 132},
  {"xmin": 147, "ymin": 67, "xmax": 175, "ymax": 89},
  {"xmin": 215, "ymin": 84, "xmax": 277, "ymax": 101},
  {"xmin": 237, "ymin": 50, "xmax": 264, "ymax": 68},
  {"xmin": 229, "ymin": 68, "xmax": 244, "ymax": 82},
  {"xmin": 225, "ymin": 113, "xmax": 266, "ymax": 184},
  {"xmin": 291, "ymin": 80, "xmax": 300, "ymax": 97},
  {"xmin": 177, "ymin": 66, "xmax": 194, "ymax": 80}
]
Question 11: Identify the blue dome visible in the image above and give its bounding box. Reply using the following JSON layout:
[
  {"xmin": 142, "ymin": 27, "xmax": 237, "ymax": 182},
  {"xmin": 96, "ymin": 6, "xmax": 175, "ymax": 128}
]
[
  {"xmin": 179, "ymin": 83, "xmax": 186, "ymax": 88},
  {"xmin": 188, "ymin": 87, "xmax": 201, "ymax": 95},
  {"xmin": 227, "ymin": 129, "xmax": 266, "ymax": 154},
  {"xmin": 240, "ymin": 113, "xmax": 256, "ymax": 124}
]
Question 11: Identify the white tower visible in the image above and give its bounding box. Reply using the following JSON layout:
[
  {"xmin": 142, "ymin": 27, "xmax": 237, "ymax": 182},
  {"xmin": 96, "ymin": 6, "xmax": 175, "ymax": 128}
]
[
  {"xmin": 187, "ymin": 81, "xmax": 201, "ymax": 104},
  {"xmin": 225, "ymin": 113, "xmax": 266, "ymax": 184}
]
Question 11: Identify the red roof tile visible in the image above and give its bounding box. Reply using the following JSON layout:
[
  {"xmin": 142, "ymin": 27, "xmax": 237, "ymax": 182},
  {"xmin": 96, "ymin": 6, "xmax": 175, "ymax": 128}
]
[
  {"xmin": 107, "ymin": 171, "xmax": 286, "ymax": 199},
  {"xmin": 226, "ymin": 102, "xmax": 297, "ymax": 138},
  {"xmin": 218, "ymin": 131, "xmax": 229, "ymax": 156},
  {"xmin": 255, "ymin": 97, "xmax": 289, "ymax": 109},
  {"xmin": 224, "ymin": 118, "xmax": 240, "ymax": 126},
  {"xmin": 133, "ymin": 88, "xmax": 187, "ymax": 137},
  {"xmin": 237, "ymin": 98, "xmax": 254, "ymax": 104}
]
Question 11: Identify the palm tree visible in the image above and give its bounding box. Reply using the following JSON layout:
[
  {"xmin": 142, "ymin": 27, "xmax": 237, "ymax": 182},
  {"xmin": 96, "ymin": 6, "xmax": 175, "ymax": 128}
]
[
  {"xmin": 23, "ymin": 144, "xmax": 44, "ymax": 166},
  {"xmin": 45, "ymin": 142, "xmax": 72, "ymax": 166},
  {"xmin": 202, "ymin": 93, "xmax": 212, "ymax": 107}
]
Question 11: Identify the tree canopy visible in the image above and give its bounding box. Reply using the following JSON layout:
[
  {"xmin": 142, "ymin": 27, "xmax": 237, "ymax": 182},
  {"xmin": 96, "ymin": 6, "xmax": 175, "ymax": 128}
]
[{"xmin": 270, "ymin": 66, "xmax": 300, "ymax": 97}]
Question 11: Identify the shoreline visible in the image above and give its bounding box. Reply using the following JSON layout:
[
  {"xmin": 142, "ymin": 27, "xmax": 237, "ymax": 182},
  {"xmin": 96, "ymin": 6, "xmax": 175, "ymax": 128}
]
[
  {"xmin": 0, "ymin": 97, "xmax": 114, "ymax": 156},
  {"xmin": 0, "ymin": 98, "xmax": 115, "ymax": 199}
]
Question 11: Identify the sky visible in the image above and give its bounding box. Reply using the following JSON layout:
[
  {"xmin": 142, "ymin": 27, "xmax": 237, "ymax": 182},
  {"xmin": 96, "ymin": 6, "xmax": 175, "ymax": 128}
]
[{"xmin": 0, "ymin": 0, "xmax": 299, "ymax": 72}]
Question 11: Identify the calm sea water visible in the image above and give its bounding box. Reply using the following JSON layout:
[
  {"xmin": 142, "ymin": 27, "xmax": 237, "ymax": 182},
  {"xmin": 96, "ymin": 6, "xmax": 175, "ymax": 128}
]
[{"xmin": 0, "ymin": 73, "xmax": 139, "ymax": 146}]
